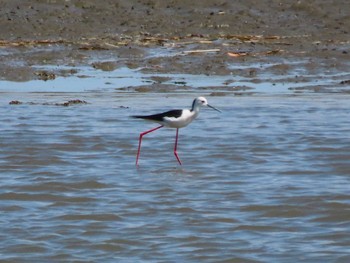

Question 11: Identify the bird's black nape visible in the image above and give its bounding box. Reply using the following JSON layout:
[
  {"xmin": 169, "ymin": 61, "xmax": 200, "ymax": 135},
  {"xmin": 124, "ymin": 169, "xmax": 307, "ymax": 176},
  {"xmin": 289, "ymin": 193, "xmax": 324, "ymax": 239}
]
[{"xmin": 190, "ymin": 98, "xmax": 196, "ymax": 112}]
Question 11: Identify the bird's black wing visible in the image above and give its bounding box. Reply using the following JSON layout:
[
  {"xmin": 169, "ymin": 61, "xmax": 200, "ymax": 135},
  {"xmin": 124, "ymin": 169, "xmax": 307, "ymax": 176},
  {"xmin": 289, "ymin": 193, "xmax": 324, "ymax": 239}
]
[{"xmin": 132, "ymin": 109, "xmax": 183, "ymax": 121}]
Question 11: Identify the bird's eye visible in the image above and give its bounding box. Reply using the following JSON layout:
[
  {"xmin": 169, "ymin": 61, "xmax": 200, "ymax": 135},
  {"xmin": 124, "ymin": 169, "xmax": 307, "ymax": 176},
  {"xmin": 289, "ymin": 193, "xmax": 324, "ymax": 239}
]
[{"xmin": 201, "ymin": 100, "xmax": 205, "ymax": 103}]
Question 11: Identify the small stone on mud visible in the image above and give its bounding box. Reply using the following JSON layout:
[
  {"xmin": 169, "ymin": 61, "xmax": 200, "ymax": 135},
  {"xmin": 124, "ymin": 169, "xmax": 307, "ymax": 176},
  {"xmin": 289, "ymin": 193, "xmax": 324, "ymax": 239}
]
[
  {"xmin": 9, "ymin": 100, "xmax": 22, "ymax": 105},
  {"xmin": 92, "ymin": 61, "xmax": 117, "ymax": 71},
  {"xmin": 34, "ymin": 71, "xmax": 56, "ymax": 81},
  {"xmin": 340, "ymin": 80, "xmax": 350, "ymax": 85}
]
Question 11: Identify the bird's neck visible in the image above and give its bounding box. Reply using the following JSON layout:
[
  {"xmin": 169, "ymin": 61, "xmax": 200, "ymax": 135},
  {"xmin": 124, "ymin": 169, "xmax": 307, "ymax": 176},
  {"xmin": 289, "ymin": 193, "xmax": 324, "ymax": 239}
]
[
  {"xmin": 190, "ymin": 105, "xmax": 199, "ymax": 112},
  {"xmin": 190, "ymin": 106, "xmax": 201, "ymax": 117}
]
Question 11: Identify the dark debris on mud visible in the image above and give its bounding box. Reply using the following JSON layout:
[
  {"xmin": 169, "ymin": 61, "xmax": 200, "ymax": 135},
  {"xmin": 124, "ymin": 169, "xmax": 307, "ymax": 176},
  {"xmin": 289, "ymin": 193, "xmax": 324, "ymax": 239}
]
[{"xmin": 9, "ymin": 99, "xmax": 88, "ymax": 106}]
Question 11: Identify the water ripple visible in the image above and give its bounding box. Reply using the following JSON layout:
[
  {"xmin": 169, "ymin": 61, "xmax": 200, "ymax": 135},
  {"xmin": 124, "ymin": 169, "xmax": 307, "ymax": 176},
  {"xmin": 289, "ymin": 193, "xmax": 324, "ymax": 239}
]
[{"xmin": 1, "ymin": 93, "xmax": 350, "ymax": 262}]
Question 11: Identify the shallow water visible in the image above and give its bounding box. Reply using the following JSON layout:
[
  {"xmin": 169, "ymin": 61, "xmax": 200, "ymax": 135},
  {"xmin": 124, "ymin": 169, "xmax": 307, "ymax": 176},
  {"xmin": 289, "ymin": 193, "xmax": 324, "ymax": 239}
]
[{"xmin": 1, "ymin": 64, "xmax": 350, "ymax": 262}]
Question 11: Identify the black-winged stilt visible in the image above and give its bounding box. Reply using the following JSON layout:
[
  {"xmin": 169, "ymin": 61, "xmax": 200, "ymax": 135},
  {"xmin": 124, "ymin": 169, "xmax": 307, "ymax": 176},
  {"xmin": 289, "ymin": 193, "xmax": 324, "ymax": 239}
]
[{"xmin": 132, "ymin": 96, "xmax": 221, "ymax": 166}]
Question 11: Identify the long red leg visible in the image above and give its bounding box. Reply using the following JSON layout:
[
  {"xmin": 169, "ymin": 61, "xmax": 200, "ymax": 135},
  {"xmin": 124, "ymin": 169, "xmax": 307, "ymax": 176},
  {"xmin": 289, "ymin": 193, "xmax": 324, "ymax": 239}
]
[
  {"xmin": 174, "ymin": 128, "xmax": 182, "ymax": 165},
  {"xmin": 136, "ymin": 125, "xmax": 163, "ymax": 166}
]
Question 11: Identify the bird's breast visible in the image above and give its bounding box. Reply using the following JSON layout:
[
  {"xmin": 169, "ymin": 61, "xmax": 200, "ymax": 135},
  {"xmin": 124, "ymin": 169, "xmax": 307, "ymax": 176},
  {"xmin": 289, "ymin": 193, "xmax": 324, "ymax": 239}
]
[{"xmin": 163, "ymin": 110, "xmax": 198, "ymax": 128}]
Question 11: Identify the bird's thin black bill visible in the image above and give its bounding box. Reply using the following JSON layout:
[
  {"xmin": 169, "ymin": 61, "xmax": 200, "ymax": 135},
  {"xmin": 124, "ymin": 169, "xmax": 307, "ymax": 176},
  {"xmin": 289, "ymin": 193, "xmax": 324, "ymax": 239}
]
[{"xmin": 208, "ymin": 104, "xmax": 221, "ymax": 112}]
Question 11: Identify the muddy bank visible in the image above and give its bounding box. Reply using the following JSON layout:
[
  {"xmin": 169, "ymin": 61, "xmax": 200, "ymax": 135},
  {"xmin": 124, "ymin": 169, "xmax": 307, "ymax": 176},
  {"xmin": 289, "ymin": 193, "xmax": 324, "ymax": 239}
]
[
  {"xmin": 0, "ymin": 0, "xmax": 349, "ymax": 87},
  {"xmin": 1, "ymin": 0, "xmax": 349, "ymax": 41}
]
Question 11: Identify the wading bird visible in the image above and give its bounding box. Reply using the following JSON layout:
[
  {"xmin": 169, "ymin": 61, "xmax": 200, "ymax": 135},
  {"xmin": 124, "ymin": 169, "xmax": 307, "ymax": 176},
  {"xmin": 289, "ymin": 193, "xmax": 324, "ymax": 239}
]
[{"xmin": 132, "ymin": 97, "xmax": 221, "ymax": 166}]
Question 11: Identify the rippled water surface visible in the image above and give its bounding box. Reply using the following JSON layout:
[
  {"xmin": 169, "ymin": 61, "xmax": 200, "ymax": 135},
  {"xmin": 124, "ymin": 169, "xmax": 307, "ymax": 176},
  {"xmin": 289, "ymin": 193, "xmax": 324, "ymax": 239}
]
[{"xmin": 1, "ymin": 65, "xmax": 350, "ymax": 262}]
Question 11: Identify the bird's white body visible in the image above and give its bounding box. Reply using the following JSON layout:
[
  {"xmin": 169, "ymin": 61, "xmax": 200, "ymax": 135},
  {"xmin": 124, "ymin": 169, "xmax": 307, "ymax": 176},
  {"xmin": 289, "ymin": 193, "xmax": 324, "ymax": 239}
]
[{"xmin": 162, "ymin": 109, "xmax": 199, "ymax": 128}]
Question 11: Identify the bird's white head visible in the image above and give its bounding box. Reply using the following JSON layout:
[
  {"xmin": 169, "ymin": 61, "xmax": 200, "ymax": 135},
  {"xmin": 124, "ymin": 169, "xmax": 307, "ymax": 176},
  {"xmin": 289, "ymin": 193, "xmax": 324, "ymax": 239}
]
[
  {"xmin": 192, "ymin": 97, "xmax": 221, "ymax": 112},
  {"xmin": 196, "ymin": 96, "xmax": 208, "ymax": 107}
]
